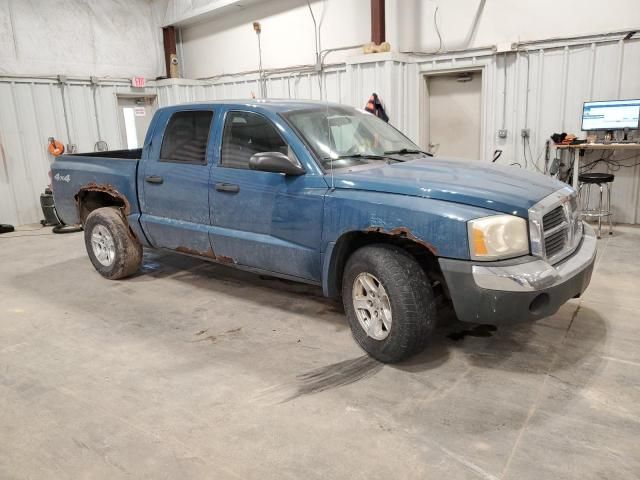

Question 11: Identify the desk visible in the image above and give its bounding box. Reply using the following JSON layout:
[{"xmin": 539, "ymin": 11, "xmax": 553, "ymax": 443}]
[{"xmin": 556, "ymin": 143, "xmax": 640, "ymax": 189}]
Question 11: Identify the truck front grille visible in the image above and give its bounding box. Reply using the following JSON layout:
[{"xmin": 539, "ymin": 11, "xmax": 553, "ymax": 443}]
[
  {"xmin": 529, "ymin": 187, "xmax": 583, "ymax": 264},
  {"xmin": 544, "ymin": 227, "xmax": 568, "ymax": 258},
  {"xmin": 542, "ymin": 206, "xmax": 569, "ymax": 258},
  {"xmin": 543, "ymin": 206, "xmax": 565, "ymax": 230}
]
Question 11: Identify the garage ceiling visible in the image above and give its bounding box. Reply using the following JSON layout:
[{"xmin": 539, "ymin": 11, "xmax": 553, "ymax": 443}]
[{"xmin": 162, "ymin": 0, "xmax": 265, "ymax": 27}]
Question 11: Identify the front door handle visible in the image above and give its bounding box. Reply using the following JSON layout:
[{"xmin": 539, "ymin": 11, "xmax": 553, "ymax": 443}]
[
  {"xmin": 215, "ymin": 182, "xmax": 240, "ymax": 193},
  {"xmin": 145, "ymin": 175, "xmax": 164, "ymax": 184}
]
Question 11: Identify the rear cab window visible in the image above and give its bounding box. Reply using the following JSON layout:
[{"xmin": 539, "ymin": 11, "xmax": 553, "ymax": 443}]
[{"xmin": 160, "ymin": 110, "xmax": 213, "ymax": 165}]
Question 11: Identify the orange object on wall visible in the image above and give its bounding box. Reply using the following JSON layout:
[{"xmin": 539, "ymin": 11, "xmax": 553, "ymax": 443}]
[{"xmin": 48, "ymin": 139, "xmax": 64, "ymax": 156}]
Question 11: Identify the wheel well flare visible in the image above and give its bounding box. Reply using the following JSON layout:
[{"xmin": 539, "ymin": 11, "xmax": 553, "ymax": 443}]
[
  {"xmin": 327, "ymin": 228, "xmax": 444, "ymax": 298},
  {"xmin": 75, "ymin": 183, "xmax": 130, "ymax": 224}
]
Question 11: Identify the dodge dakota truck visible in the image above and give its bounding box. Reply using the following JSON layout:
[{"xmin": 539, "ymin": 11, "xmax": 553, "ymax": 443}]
[{"xmin": 51, "ymin": 100, "xmax": 597, "ymax": 363}]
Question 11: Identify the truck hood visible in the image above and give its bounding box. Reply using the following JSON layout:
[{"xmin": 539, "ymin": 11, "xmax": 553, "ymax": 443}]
[{"xmin": 331, "ymin": 157, "xmax": 567, "ymax": 217}]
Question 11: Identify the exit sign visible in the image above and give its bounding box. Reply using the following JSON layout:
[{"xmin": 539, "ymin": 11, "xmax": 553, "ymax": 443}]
[{"xmin": 131, "ymin": 76, "xmax": 145, "ymax": 88}]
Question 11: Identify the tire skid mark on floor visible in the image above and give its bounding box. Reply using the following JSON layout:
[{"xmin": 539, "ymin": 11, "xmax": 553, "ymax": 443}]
[{"xmin": 253, "ymin": 355, "xmax": 383, "ymax": 404}]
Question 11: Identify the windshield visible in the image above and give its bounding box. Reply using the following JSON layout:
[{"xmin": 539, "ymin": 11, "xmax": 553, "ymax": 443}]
[{"xmin": 283, "ymin": 106, "xmax": 424, "ymax": 169}]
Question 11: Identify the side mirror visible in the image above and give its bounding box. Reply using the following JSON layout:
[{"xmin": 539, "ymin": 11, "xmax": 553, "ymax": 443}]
[{"xmin": 249, "ymin": 152, "xmax": 305, "ymax": 176}]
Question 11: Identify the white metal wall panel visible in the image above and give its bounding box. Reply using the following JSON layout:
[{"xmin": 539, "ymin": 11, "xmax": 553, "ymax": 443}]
[
  {"xmin": 412, "ymin": 39, "xmax": 640, "ymax": 224},
  {"xmin": 95, "ymin": 85, "xmax": 125, "ymax": 151},
  {"xmin": 153, "ymin": 68, "xmax": 348, "ymax": 107},
  {"xmin": 0, "ymin": 82, "xmax": 42, "ymax": 224},
  {"xmin": 1, "ymin": 34, "xmax": 639, "ymax": 226},
  {"xmin": 170, "ymin": 38, "xmax": 638, "ymax": 224},
  {"xmin": 0, "ymin": 79, "xmax": 154, "ymax": 225}
]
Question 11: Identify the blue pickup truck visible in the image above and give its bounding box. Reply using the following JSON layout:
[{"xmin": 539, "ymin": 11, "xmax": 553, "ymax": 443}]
[{"xmin": 52, "ymin": 100, "xmax": 597, "ymax": 362}]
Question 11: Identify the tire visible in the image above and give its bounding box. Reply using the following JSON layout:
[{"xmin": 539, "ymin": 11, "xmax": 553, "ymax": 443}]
[
  {"xmin": 84, "ymin": 207, "xmax": 142, "ymax": 280},
  {"xmin": 53, "ymin": 224, "xmax": 83, "ymax": 234},
  {"xmin": 342, "ymin": 244, "xmax": 436, "ymax": 363}
]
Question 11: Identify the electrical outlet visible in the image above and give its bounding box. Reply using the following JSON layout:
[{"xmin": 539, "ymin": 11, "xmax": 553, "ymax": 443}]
[
  {"xmin": 521, "ymin": 128, "xmax": 530, "ymax": 138},
  {"xmin": 498, "ymin": 129, "xmax": 508, "ymax": 138}
]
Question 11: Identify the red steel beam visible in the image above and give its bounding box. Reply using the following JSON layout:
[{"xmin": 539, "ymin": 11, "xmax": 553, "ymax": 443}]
[
  {"xmin": 371, "ymin": 0, "xmax": 385, "ymax": 44},
  {"xmin": 162, "ymin": 26, "xmax": 177, "ymax": 78}
]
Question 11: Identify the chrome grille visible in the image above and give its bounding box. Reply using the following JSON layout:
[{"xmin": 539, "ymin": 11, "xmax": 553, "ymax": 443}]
[
  {"xmin": 543, "ymin": 206, "xmax": 565, "ymax": 231},
  {"xmin": 529, "ymin": 186, "xmax": 583, "ymax": 264},
  {"xmin": 544, "ymin": 228, "xmax": 567, "ymax": 258},
  {"xmin": 542, "ymin": 206, "xmax": 569, "ymax": 258}
]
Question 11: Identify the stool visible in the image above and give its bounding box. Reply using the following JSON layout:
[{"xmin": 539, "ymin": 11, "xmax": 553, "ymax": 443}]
[{"xmin": 578, "ymin": 172, "xmax": 614, "ymax": 238}]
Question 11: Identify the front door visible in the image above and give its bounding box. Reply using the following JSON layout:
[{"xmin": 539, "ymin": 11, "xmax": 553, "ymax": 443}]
[
  {"xmin": 209, "ymin": 110, "xmax": 327, "ymax": 281},
  {"xmin": 139, "ymin": 108, "xmax": 215, "ymax": 254}
]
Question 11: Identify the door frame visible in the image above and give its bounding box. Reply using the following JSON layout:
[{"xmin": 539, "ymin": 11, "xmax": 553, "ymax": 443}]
[
  {"xmin": 419, "ymin": 65, "xmax": 488, "ymax": 160},
  {"xmin": 114, "ymin": 93, "xmax": 158, "ymax": 149}
]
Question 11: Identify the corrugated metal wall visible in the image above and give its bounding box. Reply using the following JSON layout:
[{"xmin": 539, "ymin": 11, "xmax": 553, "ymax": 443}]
[
  {"xmin": 160, "ymin": 35, "xmax": 640, "ymax": 224},
  {"xmin": 153, "ymin": 67, "xmax": 348, "ymax": 106},
  {"xmin": 1, "ymin": 32, "xmax": 639, "ymax": 225},
  {"xmin": 0, "ymin": 78, "xmax": 157, "ymax": 225},
  {"xmin": 408, "ymin": 37, "xmax": 640, "ymax": 224}
]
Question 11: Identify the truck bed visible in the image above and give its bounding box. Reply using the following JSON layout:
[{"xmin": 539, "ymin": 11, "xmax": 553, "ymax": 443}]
[{"xmin": 51, "ymin": 150, "xmax": 142, "ymax": 226}]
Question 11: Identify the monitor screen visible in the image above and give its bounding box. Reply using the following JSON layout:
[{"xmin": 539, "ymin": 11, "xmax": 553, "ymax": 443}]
[{"xmin": 581, "ymin": 99, "xmax": 640, "ymax": 131}]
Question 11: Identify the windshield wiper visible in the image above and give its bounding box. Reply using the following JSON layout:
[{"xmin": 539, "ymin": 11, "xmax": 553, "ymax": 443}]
[
  {"xmin": 323, "ymin": 154, "xmax": 388, "ymax": 161},
  {"xmin": 322, "ymin": 153, "xmax": 406, "ymax": 165},
  {"xmin": 384, "ymin": 148, "xmax": 432, "ymax": 156}
]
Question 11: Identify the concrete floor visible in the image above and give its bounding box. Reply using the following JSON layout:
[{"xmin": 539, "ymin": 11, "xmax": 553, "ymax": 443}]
[{"xmin": 1, "ymin": 224, "xmax": 639, "ymax": 479}]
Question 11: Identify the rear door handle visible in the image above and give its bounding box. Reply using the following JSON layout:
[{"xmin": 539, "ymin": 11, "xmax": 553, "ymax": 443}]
[
  {"xmin": 215, "ymin": 182, "xmax": 240, "ymax": 193},
  {"xmin": 145, "ymin": 175, "xmax": 164, "ymax": 184}
]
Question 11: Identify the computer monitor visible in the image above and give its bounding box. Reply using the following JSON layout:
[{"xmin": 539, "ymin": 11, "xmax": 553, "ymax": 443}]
[{"xmin": 581, "ymin": 99, "xmax": 640, "ymax": 131}]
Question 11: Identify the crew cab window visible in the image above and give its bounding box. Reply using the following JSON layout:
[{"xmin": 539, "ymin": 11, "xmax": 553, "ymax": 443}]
[
  {"xmin": 221, "ymin": 111, "xmax": 288, "ymax": 169},
  {"xmin": 160, "ymin": 110, "xmax": 213, "ymax": 164}
]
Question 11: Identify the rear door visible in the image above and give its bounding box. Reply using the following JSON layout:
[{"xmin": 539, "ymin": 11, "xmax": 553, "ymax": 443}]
[
  {"xmin": 208, "ymin": 109, "xmax": 327, "ymax": 281},
  {"xmin": 138, "ymin": 107, "xmax": 215, "ymax": 254}
]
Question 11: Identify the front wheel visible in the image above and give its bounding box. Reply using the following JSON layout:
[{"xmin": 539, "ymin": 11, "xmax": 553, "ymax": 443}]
[
  {"xmin": 84, "ymin": 207, "xmax": 142, "ymax": 280},
  {"xmin": 342, "ymin": 244, "xmax": 436, "ymax": 363}
]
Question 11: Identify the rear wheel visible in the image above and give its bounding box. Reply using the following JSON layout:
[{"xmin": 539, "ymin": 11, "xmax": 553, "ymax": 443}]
[
  {"xmin": 84, "ymin": 207, "xmax": 142, "ymax": 279},
  {"xmin": 342, "ymin": 244, "xmax": 436, "ymax": 363}
]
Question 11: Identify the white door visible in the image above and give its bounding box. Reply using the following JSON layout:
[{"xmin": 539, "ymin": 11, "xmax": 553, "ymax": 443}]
[
  {"xmin": 426, "ymin": 72, "xmax": 482, "ymax": 160},
  {"xmin": 117, "ymin": 96, "xmax": 157, "ymax": 149}
]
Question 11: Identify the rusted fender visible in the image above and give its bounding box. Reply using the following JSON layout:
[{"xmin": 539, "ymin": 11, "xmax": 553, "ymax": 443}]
[
  {"xmin": 75, "ymin": 182, "xmax": 131, "ymax": 215},
  {"xmin": 364, "ymin": 225, "xmax": 438, "ymax": 255}
]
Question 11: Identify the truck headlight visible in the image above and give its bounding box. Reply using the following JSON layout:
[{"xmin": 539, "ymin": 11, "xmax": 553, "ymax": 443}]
[{"xmin": 468, "ymin": 215, "xmax": 529, "ymax": 261}]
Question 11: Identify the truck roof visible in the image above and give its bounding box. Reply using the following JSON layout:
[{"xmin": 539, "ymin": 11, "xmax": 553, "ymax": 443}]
[{"xmin": 157, "ymin": 99, "xmax": 349, "ymax": 114}]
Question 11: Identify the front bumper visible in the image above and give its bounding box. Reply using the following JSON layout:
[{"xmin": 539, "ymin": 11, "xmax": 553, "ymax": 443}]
[{"xmin": 439, "ymin": 223, "xmax": 597, "ymax": 324}]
